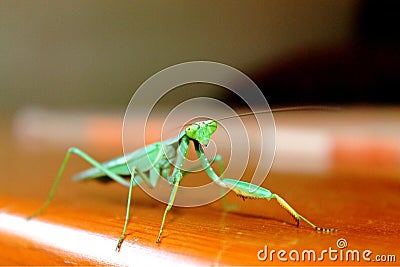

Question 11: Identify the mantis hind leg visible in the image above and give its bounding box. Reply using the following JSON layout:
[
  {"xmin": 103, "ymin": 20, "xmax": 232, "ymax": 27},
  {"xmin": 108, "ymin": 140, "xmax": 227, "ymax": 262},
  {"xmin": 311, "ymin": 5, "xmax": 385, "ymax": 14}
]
[
  {"xmin": 27, "ymin": 147, "xmax": 131, "ymax": 220},
  {"xmin": 27, "ymin": 147, "xmax": 154, "ymax": 250},
  {"xmin": 222, "ymin": 179, "xmax": 336, "ymax": 232}
]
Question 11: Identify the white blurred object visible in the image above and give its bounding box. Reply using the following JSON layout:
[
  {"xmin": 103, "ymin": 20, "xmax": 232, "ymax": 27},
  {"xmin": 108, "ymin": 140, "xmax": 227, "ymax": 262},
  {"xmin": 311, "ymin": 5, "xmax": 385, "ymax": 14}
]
[
  {"xmin": 273, "ymin": 127, "xmax": 332, "ymax": 174},
  {"xmin": 12, "ymin": 106, "xmax": 400, "ymax": 178}
]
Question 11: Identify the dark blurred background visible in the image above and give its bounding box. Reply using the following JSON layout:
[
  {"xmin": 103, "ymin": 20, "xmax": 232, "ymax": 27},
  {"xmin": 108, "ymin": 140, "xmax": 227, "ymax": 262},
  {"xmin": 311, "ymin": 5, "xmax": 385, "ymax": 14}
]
[
  {"xmin": 247, "ymin": 0, "xmax": 400, "ymax": 107},
  {"xmin": 1, "ymin": 0, "xmax": 399, "ymax": 113}
]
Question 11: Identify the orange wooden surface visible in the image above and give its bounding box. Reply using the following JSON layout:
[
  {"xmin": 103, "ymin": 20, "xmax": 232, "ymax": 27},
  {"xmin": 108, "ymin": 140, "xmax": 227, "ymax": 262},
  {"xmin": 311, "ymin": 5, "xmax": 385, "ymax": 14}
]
[{"xmin": 1, "ymin": 109, "xmax": 399, "ymax": 266}]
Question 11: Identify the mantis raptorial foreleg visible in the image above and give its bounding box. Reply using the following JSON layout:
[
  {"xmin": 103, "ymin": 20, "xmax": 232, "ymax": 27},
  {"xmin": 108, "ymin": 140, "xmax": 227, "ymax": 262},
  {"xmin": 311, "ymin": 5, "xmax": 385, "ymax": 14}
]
[
  {"xmin": 176, "ymin": 154, "xmax": 236, "ymax": 212},
  {"xmin": 194, "ymin": 142, "xmax": 336, "ymax": 233},
  {"xmin": 221, "ymin": 179, "xmax": 335, "ymax": 232},
  {"xmin": 213, "ymin": 156, "xmax": 239, "ymax": 212}
]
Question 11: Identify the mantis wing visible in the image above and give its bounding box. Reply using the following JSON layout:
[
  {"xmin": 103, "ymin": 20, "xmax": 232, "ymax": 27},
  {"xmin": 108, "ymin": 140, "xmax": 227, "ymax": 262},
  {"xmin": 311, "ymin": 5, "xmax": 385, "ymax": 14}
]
[{"xmin": 72, "ymin": 132, "xmax": 183, "ymax": 182}]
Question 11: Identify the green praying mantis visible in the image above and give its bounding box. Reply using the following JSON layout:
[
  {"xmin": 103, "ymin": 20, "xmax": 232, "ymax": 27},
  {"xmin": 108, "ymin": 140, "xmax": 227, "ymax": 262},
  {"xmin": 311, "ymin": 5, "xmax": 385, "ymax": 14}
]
[{"xmin": 28, "ymin": 108, "xmax": 336, "ymax": 251}]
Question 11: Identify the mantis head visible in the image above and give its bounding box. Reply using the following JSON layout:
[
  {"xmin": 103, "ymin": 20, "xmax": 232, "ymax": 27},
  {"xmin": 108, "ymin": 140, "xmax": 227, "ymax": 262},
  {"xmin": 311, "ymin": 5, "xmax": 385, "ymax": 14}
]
[{"xmin": 185, "ymin": 120, "xmax": 217, "ymax": 146}]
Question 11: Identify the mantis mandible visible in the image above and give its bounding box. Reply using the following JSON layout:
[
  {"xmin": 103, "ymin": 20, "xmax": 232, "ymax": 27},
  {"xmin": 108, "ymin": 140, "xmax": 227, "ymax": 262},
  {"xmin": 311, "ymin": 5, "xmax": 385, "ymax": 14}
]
[{"xmin": 28, "ymin": 109, "xmax": 336, "ymax": 251}]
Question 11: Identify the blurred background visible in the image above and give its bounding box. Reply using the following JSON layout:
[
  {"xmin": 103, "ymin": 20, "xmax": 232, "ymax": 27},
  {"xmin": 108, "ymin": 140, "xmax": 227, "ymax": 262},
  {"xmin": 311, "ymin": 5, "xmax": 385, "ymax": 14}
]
[{"xmin": 2, "ymin": 0, "xmax": 398, "ymax": 113}]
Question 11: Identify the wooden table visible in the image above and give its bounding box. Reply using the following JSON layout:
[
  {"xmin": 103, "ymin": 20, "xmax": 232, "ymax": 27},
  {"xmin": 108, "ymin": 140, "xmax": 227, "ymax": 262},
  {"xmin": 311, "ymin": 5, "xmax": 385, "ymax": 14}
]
[{"xmin": 0, "ymin": 108, "xmax": 399, "ymax": 266}]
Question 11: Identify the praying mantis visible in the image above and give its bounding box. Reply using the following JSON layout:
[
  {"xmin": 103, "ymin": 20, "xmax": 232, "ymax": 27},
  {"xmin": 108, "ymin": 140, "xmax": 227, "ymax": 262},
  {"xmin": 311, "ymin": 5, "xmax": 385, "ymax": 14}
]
[{"xmin": 28, "ymin": 110, "xmax": 336, "ymax": 251}]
